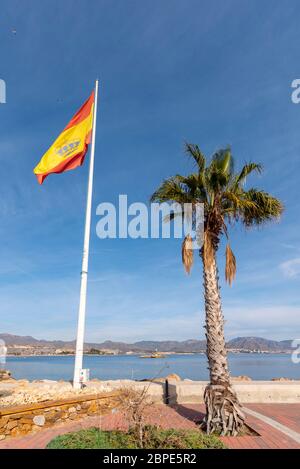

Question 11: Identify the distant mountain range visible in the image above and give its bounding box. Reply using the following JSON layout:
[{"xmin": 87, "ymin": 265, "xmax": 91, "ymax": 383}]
[{"xmin": 0, "ymin": 333, "xmax": 294, "ymax": 353}]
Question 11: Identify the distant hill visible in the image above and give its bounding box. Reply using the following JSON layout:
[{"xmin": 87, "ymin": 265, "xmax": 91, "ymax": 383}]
[
  {"xmin": 0, "ymin": 333, "xmax": 293, "ymax": 353},
  {"xmin": 226, "ymin": 336, "xmax": 293, "ymax": 352},
  {"xmin": 0, "ymin": 333, "xmax": 75, "ymax": 348}
]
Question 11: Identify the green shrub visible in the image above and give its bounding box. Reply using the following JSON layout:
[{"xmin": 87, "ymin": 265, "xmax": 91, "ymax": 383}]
[{"xmin": 47, "ymin": 426, "xmax": 225, "ymax": 449}]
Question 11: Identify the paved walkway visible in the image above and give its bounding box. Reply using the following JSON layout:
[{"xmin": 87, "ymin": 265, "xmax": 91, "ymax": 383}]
[{"xmin": 0, "ymin": 404, "xmax": 299, "ymax": 449}]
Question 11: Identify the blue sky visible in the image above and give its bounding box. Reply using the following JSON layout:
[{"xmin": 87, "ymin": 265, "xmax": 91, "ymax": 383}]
[{"xmin": 0, "ymin": 0, "xmax": 300, "ymax": 342}]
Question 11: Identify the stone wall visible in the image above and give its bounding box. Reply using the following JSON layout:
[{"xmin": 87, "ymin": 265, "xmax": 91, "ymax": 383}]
[{"xmin": 0, "ymin": 392, "xmax": 118, "ymax": 441}]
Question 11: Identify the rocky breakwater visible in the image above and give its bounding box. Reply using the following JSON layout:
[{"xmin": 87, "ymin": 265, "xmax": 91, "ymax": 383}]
[{"xmin": 0, "ymin": 379, "xmax": 117, "ymax": 407}]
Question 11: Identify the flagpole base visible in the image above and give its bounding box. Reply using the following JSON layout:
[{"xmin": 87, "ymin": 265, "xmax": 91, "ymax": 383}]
[{"xmin": 73, "ymin": 380, "xmax": 82, "ymax": 390}]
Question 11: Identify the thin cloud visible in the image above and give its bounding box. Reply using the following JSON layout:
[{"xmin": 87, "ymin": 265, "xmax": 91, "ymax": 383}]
[{"xmin": 280, "ymin": 258, "xmax": 300, "ymax": 278}]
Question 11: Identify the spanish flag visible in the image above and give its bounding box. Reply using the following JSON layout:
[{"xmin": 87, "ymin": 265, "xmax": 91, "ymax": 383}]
[{"xmin": 34, "ymin": 91, "xmax": 95, "ymax": 184}]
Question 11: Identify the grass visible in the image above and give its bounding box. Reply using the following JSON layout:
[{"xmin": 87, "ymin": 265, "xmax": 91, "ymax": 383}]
[{"xmin": 47, "ymin": 426, "xmax": 225, "ymax": 449}]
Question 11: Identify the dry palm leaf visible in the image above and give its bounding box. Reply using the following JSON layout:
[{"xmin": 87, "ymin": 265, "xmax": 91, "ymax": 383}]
[
  {"xmin": 225, "ymin": 243, "xmax": 236, "ymax": 285},
  {"xmin": 182, "ymin": 235, "xmax": 194, "ymax": 274}
]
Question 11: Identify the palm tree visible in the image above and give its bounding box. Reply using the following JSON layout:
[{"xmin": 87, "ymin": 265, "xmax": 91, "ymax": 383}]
[{"xmin": 151, "ymin": 144, "xmax": 283, "ymax": 435}]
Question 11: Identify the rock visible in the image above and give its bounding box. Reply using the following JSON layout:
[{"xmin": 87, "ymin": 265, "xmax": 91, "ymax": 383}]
[
  {"xmin": 6, "ymin": 420, "xmax": 18, "ymax": 430},
  {"xmin": 17, "ymin": 380, "xmax": 29, "ymax": 387},
  {"xmin": 68, "ymin": 407, "xmax": 76, "ymax": 413},
  {"xmin": 19, "ymin": 418, "xmax": 33, "ymax": 425},
  {"xmin": 151, "ymin": 373, "xmax": 181, "ymax": 383},
  {"xmin": 21, "ymin": 424, "xmax": 32, "ymax": 432},
  {"xmin": 10, "ymin": 427, "xmax": 21, "ymax": 437},
  {"xmin": 0, "ymin": 416, "xmax": 9, "ymax": 428},
  {"xmin": 0, "ymin": 434, "xmax": 5, "ymax": 440},
  {"xmin": 88, "ymin": 401, "xmax": 98, "ymax": 413},
  {"xmin": 31, "ymin": 424, "xmax": 42, "ymax": 432},
  {"xmin": 271, "ymin": 377, "xmax": 293, "ymax": 382},
  {"xmin": 33, "ymin": 415, "xmax": 45, "ymax": 426},
  {"xmin": 0, "ymin": 369, "xmax": 11, "ymax": 380},
  {"xmin": 231, "ymin": 375, "xmax": 252, "ymax": 381},
  {"xmin": 45, "ymin": 410, "xmax": 60, "ymax": 422},
  {"xmin": 165, "ymin": 373, "xmax": 181, "ymax": 381}
]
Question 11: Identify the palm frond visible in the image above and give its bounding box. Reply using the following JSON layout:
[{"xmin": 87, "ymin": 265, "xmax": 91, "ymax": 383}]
[
  {"xmin": 225, "ymin": 244, "xmax": 236, "ymax": 285},
  {"xmin": 234, "ymin": 162, "xmax": 262, "ymax": 188},
  {"xmin": 212, "ymin": 148, "xmax": 232, "ymax": 174},
  {"xmin": 181, "ymin": 173, "xmax": 207, "ymax": 201},
  {"xmin": 222, "ymin": 191, "xmax": 257, "ymax": 217},
  {"xmin": 241, "ymin": 189, "xmax": 283, "ymax": 226},
  {"xmin": 182, "ymin": 235, "xmax": 194, "ymax": 274},
  {"xmin": 150, "ymin": 176, "xmax": 193, "ymax": 204},
  {"xmin": 205, "ymin": 149, "xmax": 234, "ymax": 199},
  {"xmin": 185, "ymin": 143, "xmax": 206, "ymax": 172}
]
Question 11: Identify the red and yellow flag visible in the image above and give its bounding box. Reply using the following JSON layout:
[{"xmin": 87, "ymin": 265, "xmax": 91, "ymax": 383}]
[{"xmin": 34, "ymin": 91, "xmax": 94, "ymax": 184}]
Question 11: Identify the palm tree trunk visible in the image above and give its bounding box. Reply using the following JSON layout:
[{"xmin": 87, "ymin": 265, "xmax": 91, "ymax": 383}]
[{"xmin": 201, "ymin": 251, "xmax": 245, "ymax": 436}]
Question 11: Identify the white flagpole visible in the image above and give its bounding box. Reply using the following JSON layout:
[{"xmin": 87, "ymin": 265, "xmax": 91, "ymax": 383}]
[{"xmin": 73, "ymin": 80, "xmax": 99, "ymax": 389}]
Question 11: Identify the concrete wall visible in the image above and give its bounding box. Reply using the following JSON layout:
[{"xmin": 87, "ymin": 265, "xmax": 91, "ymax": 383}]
[{"xmin": 168, "ymin": 380, "xmax": 300, "ymax": 404}]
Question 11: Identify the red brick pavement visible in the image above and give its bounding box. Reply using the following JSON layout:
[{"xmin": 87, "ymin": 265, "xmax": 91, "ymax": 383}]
[
  {"xmin": 173, "ymin": 404, "xmax": 300, "ymax": 449},
  {"xmin": 246, "ymin": 403, "xmax": 300, "ymax": 434},
  {"xmin": 0, "ymin": 404, "xmax": 299, "ymax": 450}
]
